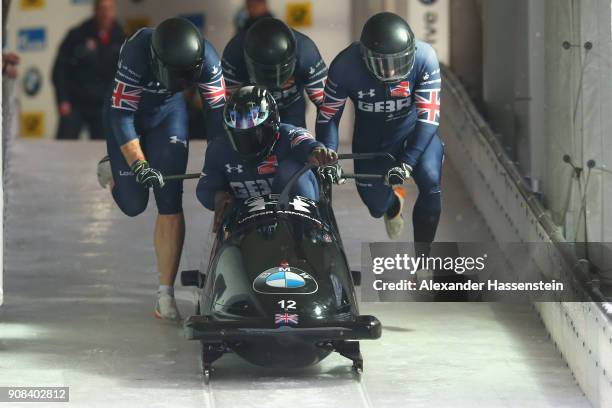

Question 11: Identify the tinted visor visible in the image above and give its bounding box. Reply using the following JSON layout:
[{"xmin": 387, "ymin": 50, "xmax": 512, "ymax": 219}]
[
  {"xmin": 361, "ymin": 45, "xmax": 415, "ymax": 82},
  {"xmin": 245, "ymin": 53, "xmax": 296, "ymax": 89},
  {"xmin": 227, "ymin": 127, "xmax": 273, "ymax": 158},
  {"xmin": 157, "ymin": 63, "xmax": 203, "ymax": 92}
]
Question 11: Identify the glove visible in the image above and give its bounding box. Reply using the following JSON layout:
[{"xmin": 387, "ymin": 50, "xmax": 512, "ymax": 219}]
[
  {"xmin": 308, "ymin": 146, "xmax": 338, "ymax": 167},
  {"xmin": 318, "ymin": 163, "xmax": 345, "ymax": 185},
  {"xmin": 131, "ymin": 160, "xmax": 165, "ymax": 188},
  {"xmin": 385, "ymin": 163, "xmax": 412, "ymax": 186}
]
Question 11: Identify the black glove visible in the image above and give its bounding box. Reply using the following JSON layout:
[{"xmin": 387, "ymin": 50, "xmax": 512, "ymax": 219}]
[
  {"xmin": 131, "ymin": 160, "xmax": 165, "ymax": 188},
  {"xmin": 318, "ymin": 163, "xmax": 345, "ymax": 185},
  {"xmin": 385, "ymin": 163, "xmax": 412, "ymax": 186}
]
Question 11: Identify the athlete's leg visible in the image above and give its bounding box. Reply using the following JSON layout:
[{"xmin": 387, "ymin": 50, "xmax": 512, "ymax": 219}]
[
  {"xmin": 272, "ymin": 159, "xmax": 319, "ymax": 201},
  {"xmin": 410, "ymin": 134, "xmax": 444, "ymax": 243},
  {"xmin": 354, "ymin": 156, "xmax": 396, "ymax": 218},
  {"xmin": 144, "ymin": 99, "xmax": 189, "ymax": 297},
  {"xmin": 104, "ymin": 107, "xmax": 149, "ymax": 216}
]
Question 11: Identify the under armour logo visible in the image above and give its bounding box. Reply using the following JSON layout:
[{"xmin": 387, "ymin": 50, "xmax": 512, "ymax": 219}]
[
  {"xmin": 169, "ymin": 136, "xmax": 187, "ymax": 147},
  {"xmin": 357, "ymin": 89, "xmax": 376, "ymax": 99},
  {"xmin": 308, "ymin": 66, "xmax": 315, "ymax": 75},
  {"xmin": 225, "ymin": 164, "xmax": 244, "ymax": 173},
  {"xmin": 212, "ymin": 65, "xmax": 219, "ymax": 74}
]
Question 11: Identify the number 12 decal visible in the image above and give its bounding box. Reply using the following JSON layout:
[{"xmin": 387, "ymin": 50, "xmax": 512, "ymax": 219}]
[{"xmin": 278, "ymin": 300, "xmax": 296, "ymax": 310}]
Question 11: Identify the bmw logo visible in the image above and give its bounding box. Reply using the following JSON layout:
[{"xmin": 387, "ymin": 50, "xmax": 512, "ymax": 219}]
[
  {"xmin": 265, "ymin": 271, "xmax": 305, "ymax": 288},
  {"xmin": 22, "ymin": 67, "xmax": 42, "ymax": 97},
  {"xmin": 253, "ymin": 262, "xmax": 318, "ymax": 294}
]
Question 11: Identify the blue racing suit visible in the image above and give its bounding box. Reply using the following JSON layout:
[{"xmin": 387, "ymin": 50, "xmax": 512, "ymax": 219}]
[
  {"xmin": 222, "ymin": 30, "xmax": 327, "ymax": 127},
  {"xmin": 196, "ymin": 124, "xmax": 322, "ymax": 210},
  {"xmin": 104, "ymin": 28, "xmax": 226, "ymax": 216},
  {"xmin": 315, "ymin": 41, "xmax": 443, "ymax": 242}
]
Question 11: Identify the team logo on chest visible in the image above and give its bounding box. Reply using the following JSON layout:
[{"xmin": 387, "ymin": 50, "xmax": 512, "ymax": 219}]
[
  {"xmin": 226, "ymin": 163, "xmax": 244, "ymax": 173},
  {"xmin": 257, "ymin": 155, "xmax": 278, "ymax": 175},
  {"xmin": 389, "ymin": 81, "xmax": 411, "ymax": 98}
]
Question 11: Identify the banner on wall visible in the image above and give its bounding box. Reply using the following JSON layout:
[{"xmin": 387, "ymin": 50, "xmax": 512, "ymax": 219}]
[
  {"xmin": 286, "ymin": 1, "xmax": 313, "ymax": 28},
  {"xmin": 20, "ymin": 0, "xmax": 45, "ymax": 10},
  {"xmin": 125, "ymin": 17, "xmax": 152, "ymax": 36},
  {"xmin": 181, "ymin": 13, "xmax": 206, "ymax": 32},
  {"xmin": 407, "ymin": 0, "xmax": 449, "ymax": 65},
  {"xmin": 21, "ymin": 112, "xmax": 45, "ymax": 138},
  {"xmin": 17, "ymin": 27, "xmax": 46, "ymax": 52}
]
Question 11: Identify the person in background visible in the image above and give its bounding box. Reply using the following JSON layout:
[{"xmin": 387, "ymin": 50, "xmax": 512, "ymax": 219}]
[
  {"xmin": 52, "ymin": 0, "xmax": 124, "ymax": 140},
  {"xmin": 234, "ymin": 0, "xmax": 274, "ymax": 34}
]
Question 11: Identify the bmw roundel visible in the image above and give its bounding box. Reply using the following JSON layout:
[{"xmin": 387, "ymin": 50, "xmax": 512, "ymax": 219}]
[{"xmin": 253, "ymin": 262, "xmax": 318, "ymax": 294}]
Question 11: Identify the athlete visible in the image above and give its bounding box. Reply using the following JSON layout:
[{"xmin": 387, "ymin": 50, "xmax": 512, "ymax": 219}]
[
  {"xmin": 196, "ymin": 86, "xmax": 336, "ymax": 230},
  {"xmin": 222, "ymin": 17, "xmax": 327, "ymax": 128},
  {"xmin": 98, "ymin": 18, "xmax": 226, "ymax": 321},
  {"xmin": 316, "ymin": 12, "xmax": 443, "ymax": 244}
]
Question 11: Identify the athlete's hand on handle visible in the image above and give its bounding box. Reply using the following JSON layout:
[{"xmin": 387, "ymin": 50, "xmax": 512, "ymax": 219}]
[
  {"xmin": 318, "ymin": 163, "xmax": 346, "ymax": 185},
  {"xmin": 131, "ymin": 160, "xmax": 165, "ymax": 189},
  {"xmin": 213, "ymin": 191, "xmax": 234, "ymax": 233},
  {"xmin": 385, "ymin": 163, "xmax": 412, "ymax": 186},
  {"xmin": 308, "ymin": 147, "xmax": 338, "ymax": 167}
]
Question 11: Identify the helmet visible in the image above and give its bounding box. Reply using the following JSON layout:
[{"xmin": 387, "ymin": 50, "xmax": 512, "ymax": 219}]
[
  {"xmin": 360, "ymin": 12, "xmax": 416, "ymax": 82},
  {"xmin": 223, "ymin": 86, "xmax": 280, "ymax": 163},
  {"xmin": 244, "ymin": 18, "xmax": 297, "ymax": 88},
  {"xmin": 150, "ymin": 18, "xmax": 204, "ymax": 93}
]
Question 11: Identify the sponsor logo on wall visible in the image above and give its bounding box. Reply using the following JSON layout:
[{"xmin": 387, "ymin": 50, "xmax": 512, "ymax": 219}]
[
  {"xmin": 71, "ymin": 0, "xmax": 94, "ymax": 4},
  {"xmin": 22, "ymin": 67, "xmax": 43, "ymax": 97},
  {"xmin": 286, "ymin": 1, "xmax": 313, "ymax": 28},
  {"xmin": 18, "ymin": 27, "xmax": 47, "ymax": 52},
  {"xmin": 20, "ymin": 0, "xmax": 45, "ymax": 10},
  {"xmin": 407, "ymin": 0, "xmax": 449, "ymax": 64},
  {"xmin": 21, "ymin": 112, "xmax": 45, "ymax": 138}
]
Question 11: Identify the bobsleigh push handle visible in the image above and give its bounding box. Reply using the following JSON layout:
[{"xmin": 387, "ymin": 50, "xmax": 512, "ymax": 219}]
[{"xmin": 277, "ymin": 152, "xmax": 395, "ymax": 211}]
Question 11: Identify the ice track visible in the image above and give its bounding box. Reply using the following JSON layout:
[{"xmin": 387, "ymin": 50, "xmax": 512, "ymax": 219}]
[{"xmin": 0, "ymin": 141, "xmax": 590, "ymax": 407}]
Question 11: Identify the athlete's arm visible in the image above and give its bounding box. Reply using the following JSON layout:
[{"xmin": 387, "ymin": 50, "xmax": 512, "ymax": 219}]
[
  {"xmin": 221, "ymin": 35, "xmax": 246, "ymax": 97},
  {"xmin": 402, "ymin": 44, "xmax": 441, "ymax": 167},
  {"xmin": 300, "ymin": 35, "xmax": 328, "ymax": 107},
  {"xmin": 198, "ymin": 41, "xmax": 227, "ymax": 141},
  {"xmin": 314, "ymin": 59, "xmax": 348, "ymax": 151},
  {"xmin": 196, "ymin": 143, "xmax": 231, "ymax": 211},
  {"xmin": 107, "ymin": 31, "xmax": 146, "ymax": 163}
]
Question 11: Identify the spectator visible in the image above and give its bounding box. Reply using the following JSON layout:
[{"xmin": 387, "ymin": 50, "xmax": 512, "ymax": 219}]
[
  {"xmin": 52, "ymin": 0, "xmax": 124, "ymax": 140},
  {"xmin": 234, "ymin": 0, "xmax": 274, "ymax": 34}
]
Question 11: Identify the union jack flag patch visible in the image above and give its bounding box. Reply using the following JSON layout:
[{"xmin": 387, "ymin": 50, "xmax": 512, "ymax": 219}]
[
  {"xmin": 275, "ymin": 312, "xmax": 299, "ymax": 325},
  {"xmin": 290, "ymin": 130, "xmax": 315, "ymax": 148},
  {"xmin": 415, "ymin": 88, "xmax": 441, "ymax": 126},
  {"xmin": 317, "ymin": 94, "xmax": 346, "ymax": 123},
  {"xmin": 199, "ymin": 77, "xmax": 226, "ymax": 109},
  {"xmin": 111, "ymin": 80, "xmax": 142, "ymax": 111}
]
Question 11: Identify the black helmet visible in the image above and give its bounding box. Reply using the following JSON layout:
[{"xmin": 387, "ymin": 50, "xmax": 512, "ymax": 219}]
[
  {"xmin": 223, "ymin": 86, "xmax": 280, "ymax": 163},
  {"xmin": 360, "ymin": 12, "xmax": 416, "ymax": 82},
  {"xmin": 244, "ymin": 18, "xmax": 297, "ymax": 89},
  {"xmin": 150, "ymin": 18, "xmax": 204, "ymax": 93}
]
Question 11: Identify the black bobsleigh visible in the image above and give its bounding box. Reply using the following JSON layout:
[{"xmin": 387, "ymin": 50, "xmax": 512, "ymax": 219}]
[{"xmin": 180, "ymin": 153, "xmax": 388, "ymax": 381}]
